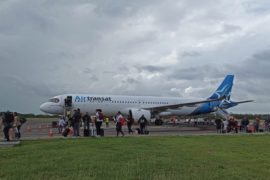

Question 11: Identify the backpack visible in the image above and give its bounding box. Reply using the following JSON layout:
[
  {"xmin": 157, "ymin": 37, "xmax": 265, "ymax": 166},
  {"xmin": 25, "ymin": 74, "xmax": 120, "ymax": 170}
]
[
  {"xmin": 20, "ymin": 117, "xmax": 27, "ymax": 124},
  {"xmin": 120, "ymin": 117, "xmax": 125, "ymax": 126},
  {"xmin": 99, "ymin": 112, "xmax": 104, "ymax": 120},
  {"xmin": 4, "ymin": 112, "xmax": 14, "ymax": 125}
]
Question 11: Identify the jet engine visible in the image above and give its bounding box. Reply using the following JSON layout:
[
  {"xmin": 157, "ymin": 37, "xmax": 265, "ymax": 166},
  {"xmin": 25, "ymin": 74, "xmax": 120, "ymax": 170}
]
[{"xmin": 123, "ymin": 108, "xmax": 151, "ymax": 122}]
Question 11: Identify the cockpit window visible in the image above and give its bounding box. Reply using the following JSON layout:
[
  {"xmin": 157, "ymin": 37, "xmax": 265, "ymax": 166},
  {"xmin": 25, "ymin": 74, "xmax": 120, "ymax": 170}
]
[{"xmin": 49, "ymin": 98, "xmax": 60, "ymax": 103}]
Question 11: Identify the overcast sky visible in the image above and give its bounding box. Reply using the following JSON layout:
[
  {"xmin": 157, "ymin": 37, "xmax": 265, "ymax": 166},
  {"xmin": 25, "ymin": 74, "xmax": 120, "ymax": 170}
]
[{"xmin": 0, "ymin": 0, "xmax": 270, "ymax": 114}]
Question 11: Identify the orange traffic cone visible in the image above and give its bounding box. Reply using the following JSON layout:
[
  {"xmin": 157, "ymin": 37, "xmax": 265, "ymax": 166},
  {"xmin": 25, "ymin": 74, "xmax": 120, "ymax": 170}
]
[{"xmin": 48, "ymin": 129, "xmax": 53, "ymax": 137}]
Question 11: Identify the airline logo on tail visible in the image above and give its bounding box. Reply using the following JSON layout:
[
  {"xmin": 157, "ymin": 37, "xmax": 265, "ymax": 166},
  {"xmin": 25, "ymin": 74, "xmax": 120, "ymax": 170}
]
[{"xmin": 209, "ymin": 75, "xmax": 234, "ymax": 100}]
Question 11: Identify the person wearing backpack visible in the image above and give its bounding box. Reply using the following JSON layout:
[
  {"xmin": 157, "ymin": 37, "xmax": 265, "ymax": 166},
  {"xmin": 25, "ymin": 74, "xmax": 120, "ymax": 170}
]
[{"xmin": 115, "ymin": 111, "xmax": 125, "ymax": 137}]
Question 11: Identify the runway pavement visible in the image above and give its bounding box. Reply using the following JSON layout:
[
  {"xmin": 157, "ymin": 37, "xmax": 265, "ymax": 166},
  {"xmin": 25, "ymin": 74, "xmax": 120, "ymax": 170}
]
[{"xmin": 0, "ymin": 118, "xmax": 217, "ymax": 141}]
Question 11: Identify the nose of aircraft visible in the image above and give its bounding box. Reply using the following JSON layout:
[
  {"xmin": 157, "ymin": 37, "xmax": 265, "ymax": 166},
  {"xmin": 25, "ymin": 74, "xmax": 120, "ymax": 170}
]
[
  {"xmin": 40, "ymin": 103, "xmax": 50, "ymax": 113},
  {"xmin": 40, "ymin": 102, "xmax": 64, "ymax": 114}
]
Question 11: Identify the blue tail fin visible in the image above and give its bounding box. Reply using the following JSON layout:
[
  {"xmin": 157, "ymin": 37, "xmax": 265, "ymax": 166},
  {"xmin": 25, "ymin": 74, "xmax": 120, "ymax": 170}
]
[{"xmin": 209, "ymin": 75, "xmax": 234, "ymax": 100}]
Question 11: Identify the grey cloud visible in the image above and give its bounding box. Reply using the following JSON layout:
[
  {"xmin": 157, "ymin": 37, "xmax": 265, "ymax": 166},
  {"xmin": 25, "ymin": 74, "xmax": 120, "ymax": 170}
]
[
  {"xmin": 252, "ymin": 49, "xmax": 270, "ymax": 60},
  {"xmin": 181, "ymin": 51, "xmax": 201, "ymax": 58},
  {"xmin": 243, "ymin": 1, "xmax": 270, "ymax": 14},
  {"xmin": 168, "ymin": 65, "xmax": 225, "ymax": 81},
  {"xmin": 221, "ymin": 24, "xmax": 242, "ymax": 34},
  {"xmin": 2, "ymin": 75, "xmax": 60, "ymax": 98},
  {"xmin": 83, "ymin": 68, "xmax": 92, "ymax": 74},
  {"xmin": 1, "ymin": 0, "xmax": 270, "ymax": 114},
  {"xmin": 83, "ymin": 68, "xmax": 99, "ymax": 81},
  {"xmin": 228, "ymin": 49, "xmax": 270, "ymax": 80},
  {"xmin": 121, "ymin": 77, "xmax": 138, "ymax": 84},
  {"xmin": 93, "ymin": 0, "xmax": 147, "ymax": 17},
  {"xmin": 140, "ymin": 65, "xmax": 166, "ymax": 73}
]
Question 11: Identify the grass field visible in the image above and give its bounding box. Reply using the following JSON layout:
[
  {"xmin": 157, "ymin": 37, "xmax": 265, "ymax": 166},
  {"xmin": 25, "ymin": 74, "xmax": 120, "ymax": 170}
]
[{"xmin": 1, "ymin": 135, "xmax": 270, "ymax": 180}]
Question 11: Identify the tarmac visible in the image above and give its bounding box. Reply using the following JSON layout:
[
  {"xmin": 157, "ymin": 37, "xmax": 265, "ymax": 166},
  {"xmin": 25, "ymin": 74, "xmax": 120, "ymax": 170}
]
[
  {"xmin": 0, "ymin": 118, "xmax": 217, "ymax": 144},
  {"xmin": 1, "ymin": 119, "xmax": 269, "ymax": 147}
]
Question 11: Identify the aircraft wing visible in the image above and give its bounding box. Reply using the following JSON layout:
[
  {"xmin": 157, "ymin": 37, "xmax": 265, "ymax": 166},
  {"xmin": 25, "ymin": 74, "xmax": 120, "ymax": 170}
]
[{"xmin": 143, "ymin": 98, "xmax": 222, "ymax": 112}]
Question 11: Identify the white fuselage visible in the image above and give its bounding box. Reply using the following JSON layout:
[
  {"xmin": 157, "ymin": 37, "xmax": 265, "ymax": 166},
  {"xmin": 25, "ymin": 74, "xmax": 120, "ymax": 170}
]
[{"xmin": 40, "ymin": 94, "xmax": 202, "ymax": 117}]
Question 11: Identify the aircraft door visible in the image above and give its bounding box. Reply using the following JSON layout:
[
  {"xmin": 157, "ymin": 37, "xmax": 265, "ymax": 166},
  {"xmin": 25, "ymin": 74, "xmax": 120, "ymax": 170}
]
[{"xmin": 64, "ymin": 96, "xmax": 72, "ymax": 108}]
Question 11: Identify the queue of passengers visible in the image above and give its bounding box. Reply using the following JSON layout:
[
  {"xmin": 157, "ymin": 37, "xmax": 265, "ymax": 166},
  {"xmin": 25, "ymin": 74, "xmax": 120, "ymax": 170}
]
[
  {"xmin": 60, "ymin": 109, "xmax": 148, "ymax": 137},
  {"xmin": 215, "ymin": 116, "xmax": 268, "ymax": 133},
  {"xmin": 0, "ymin": 111, "xmax": 26, "ymax": 141}
]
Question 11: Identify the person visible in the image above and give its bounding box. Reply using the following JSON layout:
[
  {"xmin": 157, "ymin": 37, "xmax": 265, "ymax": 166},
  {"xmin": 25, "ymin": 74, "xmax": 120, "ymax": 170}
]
[
  {"xmin": 228, "ymin": 116, "xmax": 238, "ymax": 133},
  {"xmin": 222, "ymin": 119, "xmax": 228, "ymax": 133},
  {"xmin": 83, "ymin": 112, "xmax": 90, "ymax": 131},
  {"xmin": 265, "ymin": 118, "xmax": 270, "ymax": 132},
  {"xmin": 254, "ymin": 117, "xmax": 260, "ymax": 132},
  {"xmin": 2, "ymin": 111, "xmax": 14, "ymax": 141},
  {"xmin": 115, "ymin": 111, "xmax": 125, "ymax": 137},
  {"xmin": 194, "ymin": 119, "xmax": 198, "ymax": 127},
  {"xmin": 58, "ymin": 116, "xmax": 66, "ymax": 134},
  {"xmin": 126, "ymin": 115, "xmax": 134, "ymax": 134},
  {"xmin": 138, "ymin": 114, "xmax": 147, "ymax": 134},
  {"xmin": 13, "ymin": 112, "xmax": 21, "ymax": 139},
  {"xmin": 72, "ymin": 109, "xmax": 81, "ymax": 136},
  {"xmin": 215, "ymin": 119, "xmax": 222, "ymax": 133},
  {"xmin": 95, "ymin": 109, "xmax": 104, "ymax": 136},
  {"xmin": 241, "ymin": 116, "xmax": 249, "ymax": 133},
  {"xmin": 105, "ymin": 117, "xmax": 109, "ymax": 128},
  {"xmin": 90, "ymin": 116, "xmax": 97, "ymax": 137}
]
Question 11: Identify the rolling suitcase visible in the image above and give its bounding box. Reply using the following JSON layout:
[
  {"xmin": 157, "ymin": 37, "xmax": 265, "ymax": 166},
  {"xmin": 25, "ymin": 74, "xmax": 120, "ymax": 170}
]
[
  {"xmin": 62, "ymin": 128, "xmax": 70, "ymax": 137},
  {"xmin": 136, "ymin": 128, "xmax": 141, "ymax": 134},
  {"xmin": 84, "ymin": 129, "xmax": 90, "ymax": 137},
  {"xmin": 100, "ymin": 128, "xmax": 104, "ymax": 137}
]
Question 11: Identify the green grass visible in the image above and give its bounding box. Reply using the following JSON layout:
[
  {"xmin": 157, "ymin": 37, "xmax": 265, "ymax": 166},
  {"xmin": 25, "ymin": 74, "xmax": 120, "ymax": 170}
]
[{"xmin": 1, "ymin": 135, "xmax": 270, "ymax": 180}]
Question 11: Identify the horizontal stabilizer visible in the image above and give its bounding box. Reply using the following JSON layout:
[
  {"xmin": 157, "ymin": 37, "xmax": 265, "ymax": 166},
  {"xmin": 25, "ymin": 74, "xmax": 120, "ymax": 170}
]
[{"xmin": 234, "ymin": 100, "xmax": 254, "ymax": 104}]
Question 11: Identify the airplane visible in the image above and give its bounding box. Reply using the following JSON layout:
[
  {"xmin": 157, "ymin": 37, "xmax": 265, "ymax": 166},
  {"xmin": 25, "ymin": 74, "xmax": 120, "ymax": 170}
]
[{"xmin": 40, "ymin": 75, "xmax": 253, "ymax": 124}]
